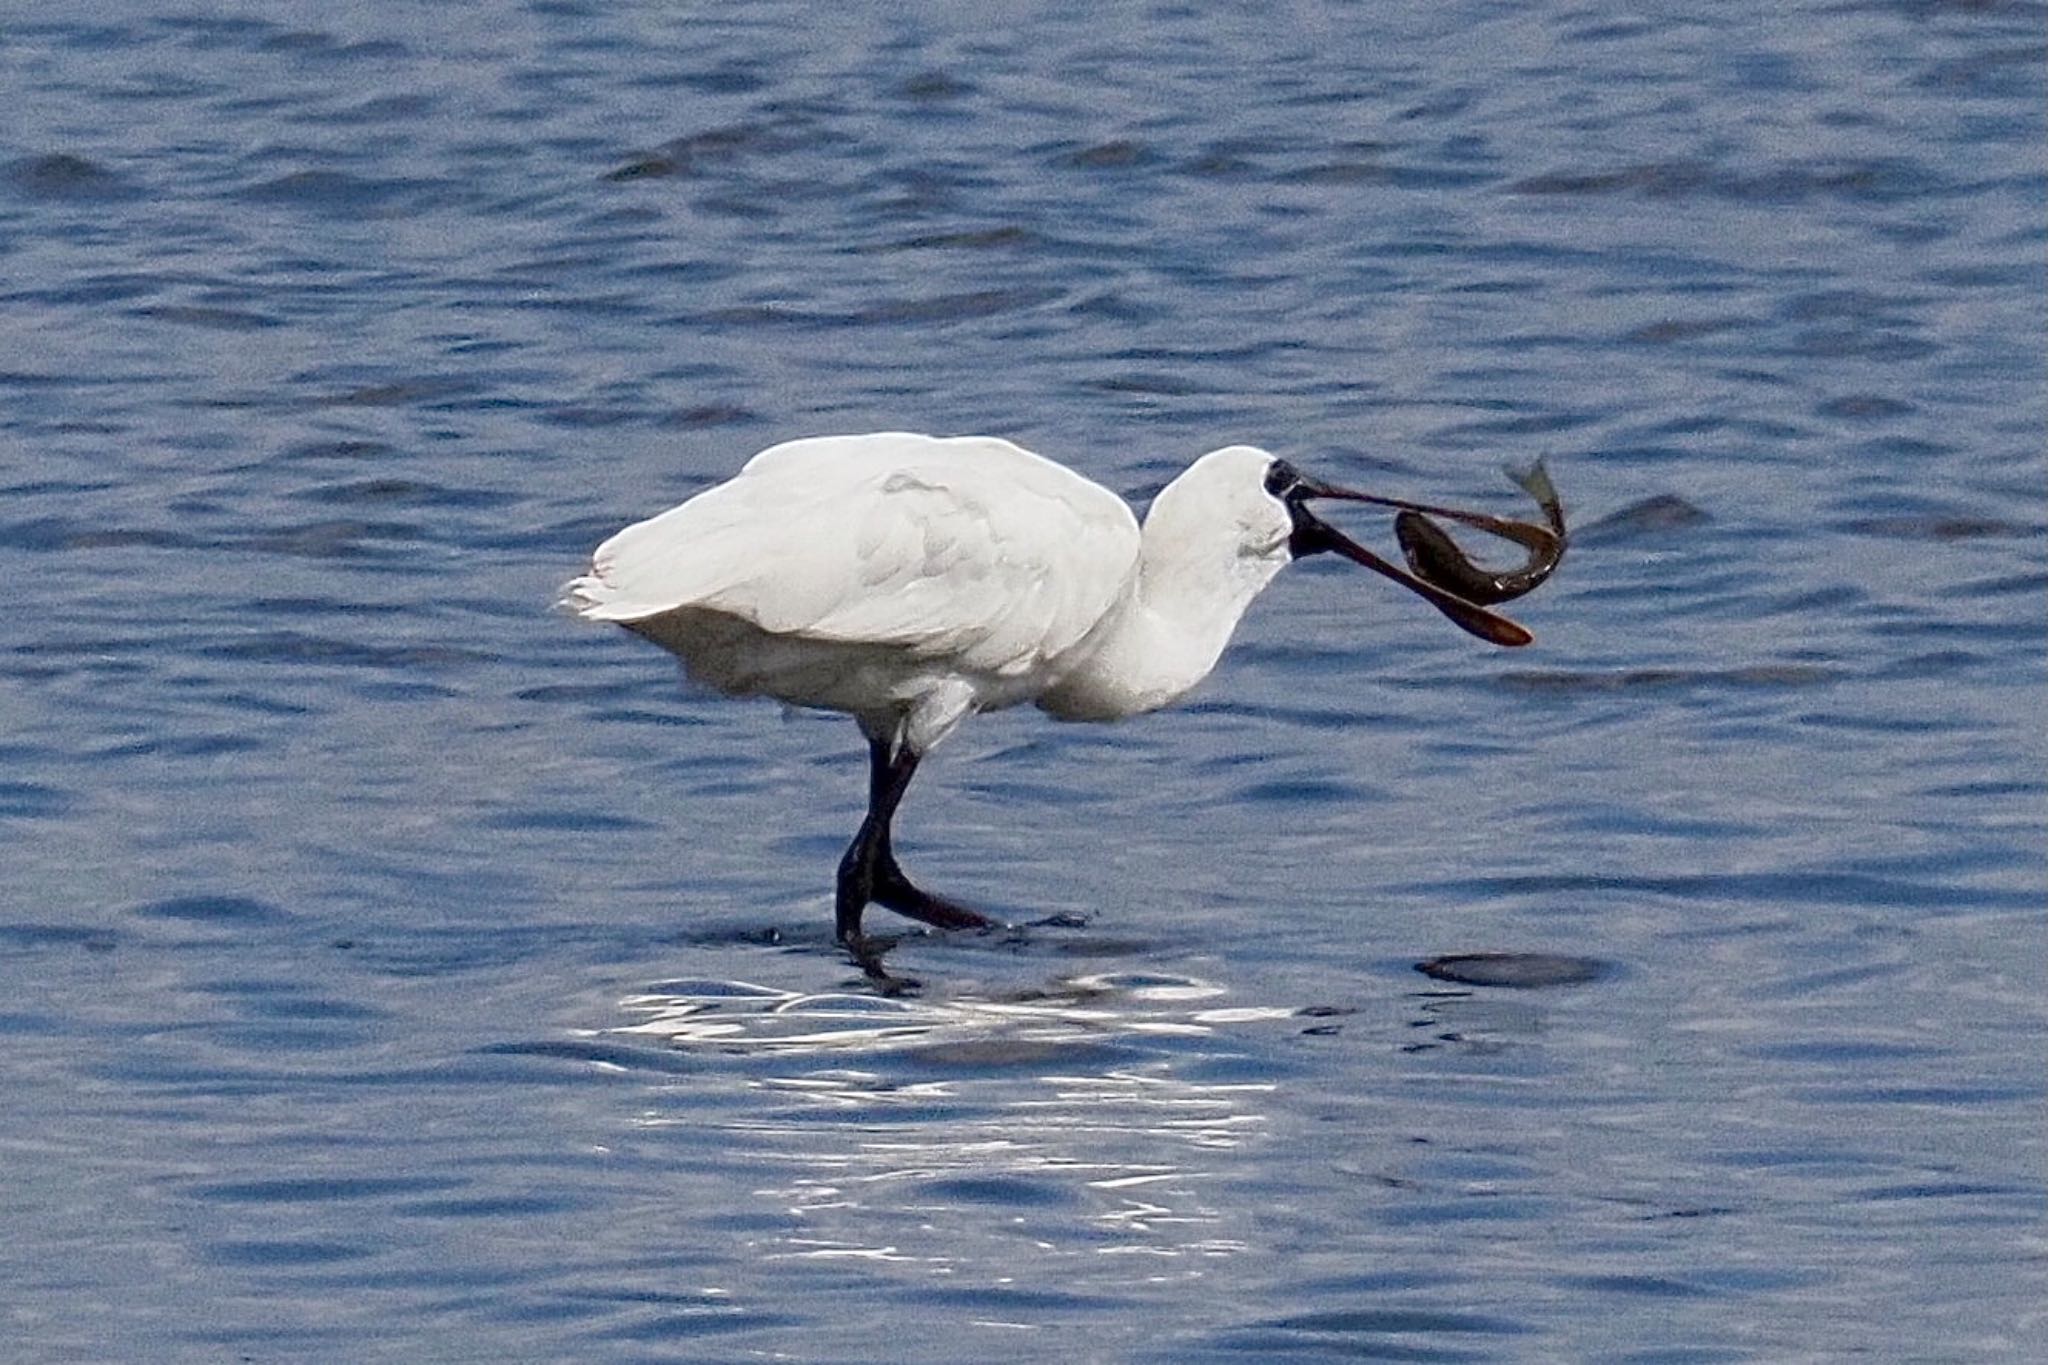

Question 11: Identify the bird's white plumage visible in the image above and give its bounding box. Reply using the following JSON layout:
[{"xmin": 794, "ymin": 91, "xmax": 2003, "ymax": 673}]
[
  {"xmin": 562, "ymin": 430, "xmax": 1552, "ymax": 954},
  {"xmin": 562, "ymin": 432, "xmax": 1294, "ymax": 753}
]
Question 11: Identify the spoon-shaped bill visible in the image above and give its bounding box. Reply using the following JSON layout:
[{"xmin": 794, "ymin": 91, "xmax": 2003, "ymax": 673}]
[{"xmin": 1289, "ymin": 502, "xmax": 1535, "ymax": 647}]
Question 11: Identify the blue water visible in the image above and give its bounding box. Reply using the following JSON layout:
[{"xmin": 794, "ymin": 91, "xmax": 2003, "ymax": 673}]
[{"xmin": 4, "ymin": 1, "xmax": 2043, "ymax": 1359}]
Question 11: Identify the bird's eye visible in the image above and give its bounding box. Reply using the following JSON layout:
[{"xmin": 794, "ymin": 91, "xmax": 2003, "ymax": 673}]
[{"xmin": 1263, "ymin": 460, "xmax": 1300, "ymax": 497}]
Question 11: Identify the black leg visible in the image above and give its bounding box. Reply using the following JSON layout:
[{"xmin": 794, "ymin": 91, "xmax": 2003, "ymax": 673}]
[{"xmin": 835, "ymin": 736, "xmax": 995, "ymax": 944}]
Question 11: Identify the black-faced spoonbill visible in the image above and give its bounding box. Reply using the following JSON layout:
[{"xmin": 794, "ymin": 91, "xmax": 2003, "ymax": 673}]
[{"xmin": 562, "ymin": 432, "xmax": 1562, "ymax": 976}]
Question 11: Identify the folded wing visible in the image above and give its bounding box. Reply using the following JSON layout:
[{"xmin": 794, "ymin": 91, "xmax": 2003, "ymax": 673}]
[{"xmin": 561, "ymin": 433, "xmax": 1140, "ymax": 680}]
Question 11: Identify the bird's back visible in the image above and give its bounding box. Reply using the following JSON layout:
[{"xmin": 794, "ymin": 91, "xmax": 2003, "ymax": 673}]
[{"xmin": 563, "ymin": 433, "xmax": 1141, "ymax": 735}]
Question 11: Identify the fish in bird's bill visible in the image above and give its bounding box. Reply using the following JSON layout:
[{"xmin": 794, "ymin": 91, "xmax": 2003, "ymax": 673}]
[
  {"xmin": 1280, "ymin": 459, "xmax": 1566, "ymax": 646},
  {"xmin": 1394, "ymin": 460, "xmax": 1567, "ymax": 607}
]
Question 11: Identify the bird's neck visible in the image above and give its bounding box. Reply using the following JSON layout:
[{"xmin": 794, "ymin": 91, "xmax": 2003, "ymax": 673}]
[{"xmin": 1038, "ymin": 507, "xmax": 1288, "ymax": 722}]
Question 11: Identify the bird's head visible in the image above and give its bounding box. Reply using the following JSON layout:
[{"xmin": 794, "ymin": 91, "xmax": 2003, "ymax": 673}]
[{"xmin": 1143, "ymin": 445, "xmax": 1559, "ymax": 647}]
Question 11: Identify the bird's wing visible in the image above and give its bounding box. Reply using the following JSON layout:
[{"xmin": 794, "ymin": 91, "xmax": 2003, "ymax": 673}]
[{"xmin": 564, "ymin": 434, "xmax": 1140, "ymax": 677}]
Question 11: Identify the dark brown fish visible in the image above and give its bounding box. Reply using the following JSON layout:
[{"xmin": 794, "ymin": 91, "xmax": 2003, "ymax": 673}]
[{"xmin": 1394, "ymin": 460, "xmax": 1566, "ymax": 606}]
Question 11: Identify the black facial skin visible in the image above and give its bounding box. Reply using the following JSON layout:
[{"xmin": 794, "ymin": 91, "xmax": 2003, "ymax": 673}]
[{"xmin": 1263, "ymin": 458, "xmax": 1304, "ymax": 499}]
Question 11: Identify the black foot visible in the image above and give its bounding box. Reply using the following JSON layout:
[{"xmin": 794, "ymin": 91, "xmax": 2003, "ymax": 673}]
[
  {"xmin": 872, "ymin": 854, "xmax": 997, "ymax": 933},
  {"xmin": 844, "ymin": 933, "xmax": 922, "ymax": 996},
  {"xmin": 838, "ymin": 833, "xmax": 995, "ymax": 941}
]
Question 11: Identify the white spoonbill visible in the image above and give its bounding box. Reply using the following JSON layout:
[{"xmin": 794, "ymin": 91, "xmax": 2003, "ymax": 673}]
[{"xmin": 562, "ymin": 432, "xmax": 1560, "ymax": 963}]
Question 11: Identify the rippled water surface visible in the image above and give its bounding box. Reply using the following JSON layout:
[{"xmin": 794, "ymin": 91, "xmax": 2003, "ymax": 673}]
[{"xmin": 4, "ymin": 1, "xmax": 2043, "ymax": 1359}]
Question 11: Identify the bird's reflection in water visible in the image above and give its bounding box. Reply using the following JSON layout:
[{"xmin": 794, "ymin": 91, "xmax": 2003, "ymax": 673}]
[{"xmin": 613, "ymin": 974, "xmax": 1285, "ymax": 1266}]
